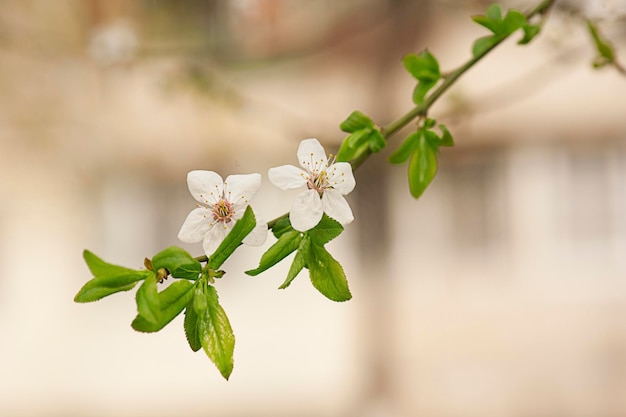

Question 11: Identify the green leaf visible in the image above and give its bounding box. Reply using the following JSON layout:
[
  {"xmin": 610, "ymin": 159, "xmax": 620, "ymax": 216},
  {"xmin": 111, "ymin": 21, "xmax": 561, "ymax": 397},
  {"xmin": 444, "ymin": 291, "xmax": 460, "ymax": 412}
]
[
  {"xmin": 340, "ymin": 110, "xmax": 374, "ymax": 133},
  {"xmin": 184, "ymin": 301, "xmax": 202, "ymax": 352},
  {"xmin": 412, "ymin": 79, "xmax": 437, "ymax": 104},
  {"xmin": 472, "ymin": 35, "xmax": 498, "ymax": 58},
  {"xmin": 271, "ymin": 216, "xmax": 294, "ymax": 239},
  {"xmin": 408, "ymin": 134, "xmax": 438, "ymax": 199},
  {"xmin": 587, "ymin": 19, "xmax": 615, "ymax": 62},
  {"xmin": 336, "ymin": 135, "xmax": 369, "ymax": 162},
  {"xmin": 279, "ymin": 236, "xmax": 310, "ymax": 289},
  {"xmin": 389, "ymin": 131, "xmax": 421, "ymax": 165},
  {"xmin": 472, "ymin": 15, "xmax": 501, "ymax": 34},
  {"xmin": 503, "ymin": 10, "xmax": 526, "ymax": 35},
  {"xmin": 152, "ymin": 246, "xmax": 202, "ymax": 280},
  {"xmin": 307, "ymin": 243, "xmax": 351, "ymax": 302},
  {"xmin": 347, "ymin": 128, "xmax": 372, "ymax": 148},
  {"xmin": 367, "ymin": 129, "xmax": 386, "ymax": 153},
  {"xmin": 136, "ymin": 273, "xmax": 160, "ymax": 325},
  {"xmin": 209, "ymin": 205, "xmax": 256, "ymax": 270},
  {"xmin": 403, "ymin": 51, "xmax": 440, "ymax": 82},
  {"xmin": 245, "ymin": 230, "xmax": 303, "ymax": 276},
  {"xmin": 198, "ymin": 285, "xmax": 236, "ymax": 380},
  {"xmin": 131, "ymin": 280, "xmax": 194, "ymax": 332},
  {"xmin": 307, "ymin": 214, "xmax": 344, "ymax": 246},
  {"xmin": 74, "ymin": 250, "xmax": 150, "ymax": 303},
  {"xmin": 438, "ymin": 124, "xmax": 455, "ymax": 147},
  {"xmin": 486, "ymin": 4, "xmax": 502, "ymax": 24},
  {"xmin": 519, "ymin": 24, "xmax": 541, "ymax": 45}
]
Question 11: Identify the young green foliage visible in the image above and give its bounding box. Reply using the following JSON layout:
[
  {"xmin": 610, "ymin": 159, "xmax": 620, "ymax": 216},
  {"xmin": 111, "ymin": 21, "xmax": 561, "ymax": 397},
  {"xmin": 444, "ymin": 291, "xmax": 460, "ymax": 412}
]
[
  {"xmin": 336, "ymin": 110, "xmax": 386, "ymax": 161},
  {"xmin": 471, "ymin": 4, "xmax": 539, "ymax": 57},
  {"xmin": 586, "ymin": 19, "xmax": 621, "ymax": 71},
  {"xmin": 208, "ymin": 205, "xmax": 256, "ymax": 270},
  {"xmin": 389, "ymin": 123, "xmax": 454, "ymax": 199},
  {"xmin": 152, "ymin": 246, "xmax": 202, "ymax": 280},
  {"xmin": 247, "ymin": 214, "xmax": 350, "ymax": 301},
  {"xmin": 403, "ymin": 50, "xmax": 441, "ymax": 104},
  {"xmin": 200, "ymin": 282, "xmax": 235, "ymax": 379},
  {"xmin": 131, "ymin": 280, "xmax": 194, "ymax": 332},
  {"xmin": 74, "ymin": 250, "xmax": 152, "ymax": 303}
]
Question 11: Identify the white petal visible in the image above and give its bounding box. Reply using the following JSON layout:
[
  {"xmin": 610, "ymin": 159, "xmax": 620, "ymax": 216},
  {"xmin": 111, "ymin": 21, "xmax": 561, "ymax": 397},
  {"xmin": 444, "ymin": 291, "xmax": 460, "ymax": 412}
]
[
  {"xmin": 268, "ymin": 165, "xmax": 308, "ymax": 190},
  {"xmin": 202, "ymin": 222, "xmax": 231, "ymax": 257},
  {"xmin": 290, "ymin": 189, "xmax": 323, "ymax": 231},
  {"xmin": 243, "ymin": 215, "xmax": 268, "ymax": 247},
  {"xmin": 187, "ymin": 170, "xmax": 223, "ymax": 205},
  {"xmin": 178, "ymin": 207, "xmax": 212, "ymax": 243},
  {"xmin": 327, "ymin": 162, "xmax": 356, "ymax": 195},
  {"xmin": 322, "ymin": 189, "xmax": 354, "ymax": 225},
  {"xmin": 297, "ymin": 138, "xmax": 328, "ymax": 173},
  {"xmin": 224, "ymin": 173, "xmax": 261, "ymax": 210}
]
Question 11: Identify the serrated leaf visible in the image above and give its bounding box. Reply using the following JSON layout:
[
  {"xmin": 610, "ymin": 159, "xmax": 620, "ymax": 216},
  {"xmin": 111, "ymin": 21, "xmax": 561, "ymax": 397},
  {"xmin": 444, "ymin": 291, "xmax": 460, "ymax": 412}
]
[
  {"xmin": 131, "ymin": 280, "xmax": 194, "ymax": 332},
  {"xmin": 389, "ymin": 131, "xmax": 421, "ymax": 165},
  {"xmin": 209, "ymin": 205, "xmax": 256, "ymax": 270},
  {"xmin": 136, "ymin": 273, "xmax": 160, "ymax": 325},
  {"xmin": 184, "ymin": 302, "xmax": 202, "ymax": 352},
  {"xmin": 279, "ymin": 236, "xmax": 310, "ymax": 289},
  {"xmin": 307, "ymin": 243, "xmax": 351, "ymax": 302},
  {"xmin": 519, "ymin": 24, "xmax": 541, "ymax": 45},
  {"xmin": 340, "ymin": 111, "xmax": 374, "ymax": 133},
  {"xmin": 198, "ymin": 285, "xmax": 235, "ymax": 380},
  {"xmin": 408, "ymin": 134, "xmax": 438, "ymax": 199},
  {"xmin": 152, "ymin": 246, "xmax": 201, "ymax": 280},
  {"xmin": 503, "ymin": 10, "xmax": 526, "ymax": 35},
  {"xmin": 307, "ymin": 214, "xmax": 344, "ymax": 245},
  {"xmin": 472, "ymin": 35, "xmax": 498, "ymax": 57},
  {"xmin": 75, "ymin": 251, "xmax": 150, "ymax": 303},
  {"xmin": 245, "ymin": 230, "xmax": 303, "ymax": 276},
  {"xmin": 438, "ymin": 124, "xmax": 454, "ymax": 147}
]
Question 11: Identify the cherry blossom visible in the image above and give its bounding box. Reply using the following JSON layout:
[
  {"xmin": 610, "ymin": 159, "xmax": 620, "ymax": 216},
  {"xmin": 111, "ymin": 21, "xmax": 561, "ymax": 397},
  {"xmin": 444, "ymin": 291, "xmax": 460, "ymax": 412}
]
[{"xmin": 268, "ymin": 138, "xmax": 356, "ymax": 231}]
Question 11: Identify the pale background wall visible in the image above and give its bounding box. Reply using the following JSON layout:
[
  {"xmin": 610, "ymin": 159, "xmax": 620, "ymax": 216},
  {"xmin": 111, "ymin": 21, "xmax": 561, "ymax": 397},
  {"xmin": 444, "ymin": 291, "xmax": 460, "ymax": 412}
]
[{"xmin": 1, "ymin": 1, "xmax": 626, "ymax": 416}]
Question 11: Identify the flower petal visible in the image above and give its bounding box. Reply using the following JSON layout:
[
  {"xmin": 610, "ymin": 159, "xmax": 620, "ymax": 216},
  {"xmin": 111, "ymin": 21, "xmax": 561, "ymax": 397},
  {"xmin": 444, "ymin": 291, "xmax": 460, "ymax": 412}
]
[
  {"xmin": 202, "ymin": 222, "xmax": 231, "ymax": 257},
  {"xmin": 290, "ymin": 189, "xmax": 323, "ymax": 231},
  {"xmin": 224, "ymin": 173, "xmax": 261, "ymax": 211},
  {"xmin": 178, "ymin": 207, "xmax": 212, "ymax": 243},
  {"xmin": 268, "ymin": 165, "xmax": 308, "ymax": 190},
  {"xmin": 243, "ymin": 214, "xmax": 268, "ymax": 247},
  {"xmin": 297, "ymin": 138, "xmax": 328, "ymax": 173},
  {"xmin": 187, "ymin": 170, "xmax": 224, "ymax": 205},
  {"xmin": 322, "ymin": 189, "xmax": 354, "ymax": 225},
  {"xmin": 327, "ymin": 162, "xmax": 356, "ymax": 195}
]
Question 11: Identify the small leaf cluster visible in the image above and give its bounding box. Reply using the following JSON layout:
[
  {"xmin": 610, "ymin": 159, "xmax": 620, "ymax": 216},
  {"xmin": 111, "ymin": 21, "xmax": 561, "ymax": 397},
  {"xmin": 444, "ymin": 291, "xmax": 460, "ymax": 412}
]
[
  {"xmin": 586, "ymin": 19, "xmax": 623, "ymax": 73},
  {"xmin": 246, "ymin": 214, "xmax": 351, "ymax": 302},
  {"xmin": 75, "ymin": 206, "xmax": 257, "ymax": 380},
  {"xmin": 471, "ymin": 4, "xmax": 541, "ymax": 57},
  {"xmin": 389, "ymin": 118, "xmax": 453, "ymax": 199},
  {"xmin": 403, "ymin": 50, "xmax": 441, "ymax": 104},
  {"xmin": 336, "ymin": 111, "xmax": 386, "ymax": 162}
]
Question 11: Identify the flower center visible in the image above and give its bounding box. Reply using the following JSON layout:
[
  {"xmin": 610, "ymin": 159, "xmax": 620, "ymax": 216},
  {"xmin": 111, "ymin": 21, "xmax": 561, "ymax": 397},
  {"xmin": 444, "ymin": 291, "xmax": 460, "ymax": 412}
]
[
  {"xmin": 212, "ymin": 199, "xmax": 234, "ymax": 223},
  {"xmin": 307, "ymin": 170, "xmax": 329, "ymax": 194}
]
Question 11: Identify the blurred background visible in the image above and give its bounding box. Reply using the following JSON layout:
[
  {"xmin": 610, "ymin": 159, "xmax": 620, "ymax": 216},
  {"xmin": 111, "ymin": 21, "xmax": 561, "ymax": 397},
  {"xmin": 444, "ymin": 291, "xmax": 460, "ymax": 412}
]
[{"xmin": 1, "ymin": 0, "xmax": 626, "ymax": 416}]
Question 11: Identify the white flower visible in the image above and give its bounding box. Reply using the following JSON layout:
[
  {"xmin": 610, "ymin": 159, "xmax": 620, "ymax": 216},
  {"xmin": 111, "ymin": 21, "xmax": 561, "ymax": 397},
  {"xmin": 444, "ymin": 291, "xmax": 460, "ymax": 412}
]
[
  {"xmin": 178, "ymin": 170, "xmax": 267, "ymax": 257},
  {"xmin": 268, "ymin": 138, "xmax": 356, "ymax": 231}
]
